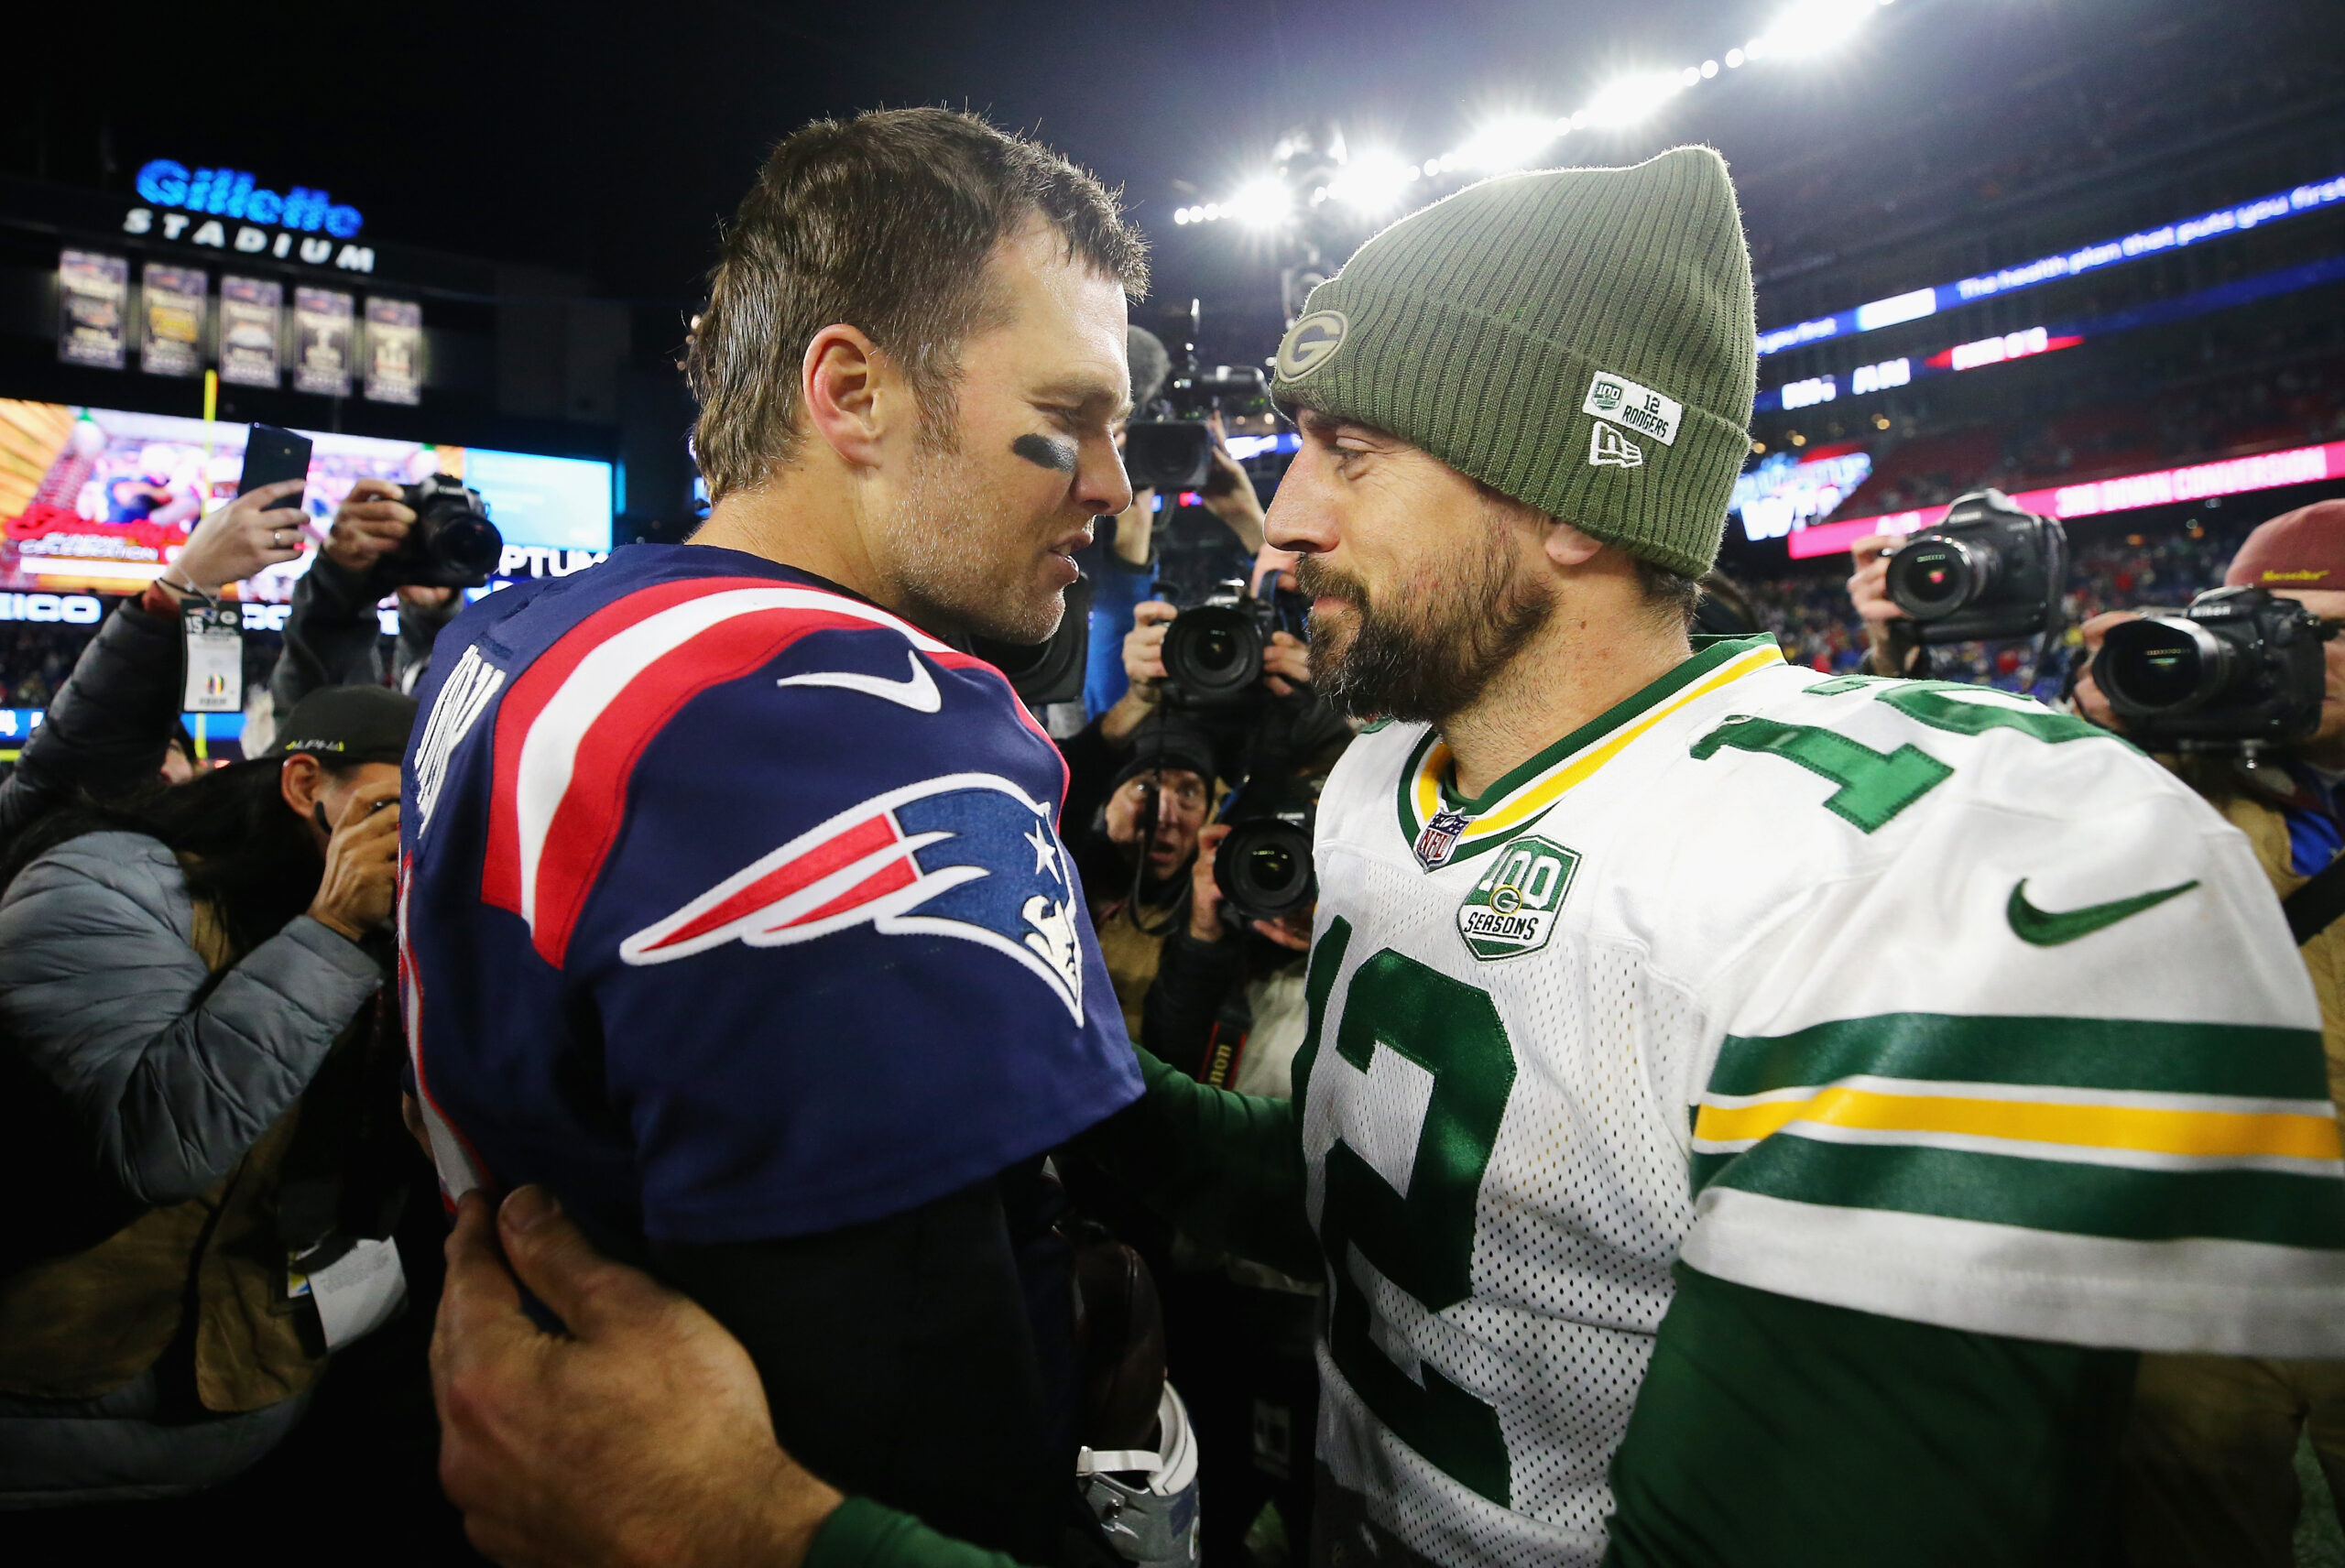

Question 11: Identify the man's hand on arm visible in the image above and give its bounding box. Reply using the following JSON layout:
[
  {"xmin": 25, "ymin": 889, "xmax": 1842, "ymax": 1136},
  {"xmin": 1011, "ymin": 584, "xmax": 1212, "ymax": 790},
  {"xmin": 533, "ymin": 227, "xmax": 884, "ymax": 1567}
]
[{"xmin": 433, "ymin": 1186, "xmax": 842, "ymax": 1568}]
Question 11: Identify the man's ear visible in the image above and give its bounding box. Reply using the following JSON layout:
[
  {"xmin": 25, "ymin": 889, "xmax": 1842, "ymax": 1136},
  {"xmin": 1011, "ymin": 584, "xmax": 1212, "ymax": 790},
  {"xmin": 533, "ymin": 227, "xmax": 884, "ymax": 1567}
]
[
  {"xmin": 1543, "ymin": 517, "xmax": 1607, "ymax": 570},
  {"xmin": 278, "ymin": 753, "xmax": 323, "ymax": 816},
  {"xmin": 800, "ymin": 324, "xmax": 894, "ymax": 469}
]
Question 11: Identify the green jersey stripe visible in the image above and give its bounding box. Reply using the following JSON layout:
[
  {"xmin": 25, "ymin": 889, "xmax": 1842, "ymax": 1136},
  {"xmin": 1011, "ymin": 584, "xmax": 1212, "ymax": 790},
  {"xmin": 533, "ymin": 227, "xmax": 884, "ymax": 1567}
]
[
  {"xmin": 1707, "ymin": 1014, "xmax": 2332, "ymax": 1104},
  {"xmin": 1694, "ymin": 1136, "xmax": 2345, "ymax": 1251}
]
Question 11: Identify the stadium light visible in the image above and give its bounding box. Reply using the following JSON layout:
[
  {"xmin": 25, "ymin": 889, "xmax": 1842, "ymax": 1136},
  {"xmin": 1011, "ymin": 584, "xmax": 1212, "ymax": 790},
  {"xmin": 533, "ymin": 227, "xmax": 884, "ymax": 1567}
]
[
  {"xmin": 1328, "ymin": 150, "xmax": 1419, "ymax": 214},
  {"xmin": 1454, "ymin": 114, "xmax": 1569, "ymax": 172},
  {"xmin": 1227, "ymin": 176, "xmax": 1292, "ymax": 231},
  {"xmin": 1175, "ymin": 4, "xmax": 1913, "ymax": 230},
  {"xmin": 1757, "ymin": 0, "xmax": 1883, "ymax": 58},
  {"xmin": 1585, "ymin": 73, "xmax": 1684, "ymax": 128}
]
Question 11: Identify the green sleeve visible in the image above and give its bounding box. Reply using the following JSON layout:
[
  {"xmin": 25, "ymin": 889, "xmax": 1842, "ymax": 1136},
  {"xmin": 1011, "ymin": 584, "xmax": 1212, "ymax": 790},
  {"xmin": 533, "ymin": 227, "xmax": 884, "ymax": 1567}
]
[
  {"xmin": 807, "ymin": 1497, "xmax": 1029, "ymax": 1568},
  {"xmin": 1602, "ymin": 1264, "xmax": 2136, "ymax": 1568},
  {"xmin": 1065, "ymin": 1046, "xmax": 1320, "ymax": 1279}
]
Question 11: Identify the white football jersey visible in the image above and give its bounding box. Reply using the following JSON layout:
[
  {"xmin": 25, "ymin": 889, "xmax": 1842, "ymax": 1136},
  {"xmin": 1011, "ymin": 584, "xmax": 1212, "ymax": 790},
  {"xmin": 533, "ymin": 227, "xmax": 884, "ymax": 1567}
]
[{"xmin": 1295, "ymin": 634, "xmax": 2345, "ymax": 1568}]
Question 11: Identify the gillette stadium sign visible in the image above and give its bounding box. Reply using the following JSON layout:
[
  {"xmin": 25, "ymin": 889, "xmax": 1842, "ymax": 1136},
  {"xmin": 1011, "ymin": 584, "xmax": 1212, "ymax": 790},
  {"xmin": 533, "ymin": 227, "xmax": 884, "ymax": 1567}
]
[{"xmin": 119, "ymin": 159, "xmax": 374, "ymax": 274}]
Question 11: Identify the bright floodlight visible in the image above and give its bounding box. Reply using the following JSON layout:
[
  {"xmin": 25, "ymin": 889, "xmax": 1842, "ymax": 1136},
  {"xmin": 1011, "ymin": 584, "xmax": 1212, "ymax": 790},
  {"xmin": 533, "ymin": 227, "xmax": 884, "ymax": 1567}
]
[
  {"xmin": 1227, "ymin": 176, "xmax": 1292, "ymax": 231},
  {"xmin": 1328, "ymin": 150, "xmax": 1417, "ymax": 214},
  {"xmin": 1759, "ymin": 0, "xmax": 1879, "ymax": 56},
  {"xmin": 1455, "ymin": 114, "xmax": 1564, "ymax": 171},
  {"xmin": 1584, "ymin": 73, "xmax": 1682, "ymax": 128}
]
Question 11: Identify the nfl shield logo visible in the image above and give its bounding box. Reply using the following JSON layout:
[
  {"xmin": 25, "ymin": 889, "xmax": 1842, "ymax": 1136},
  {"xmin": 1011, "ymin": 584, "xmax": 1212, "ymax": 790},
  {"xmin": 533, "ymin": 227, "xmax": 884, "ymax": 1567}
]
[{"xmin": 1414, "ymin": 809, "xmax": 1470, "ymax": 870}]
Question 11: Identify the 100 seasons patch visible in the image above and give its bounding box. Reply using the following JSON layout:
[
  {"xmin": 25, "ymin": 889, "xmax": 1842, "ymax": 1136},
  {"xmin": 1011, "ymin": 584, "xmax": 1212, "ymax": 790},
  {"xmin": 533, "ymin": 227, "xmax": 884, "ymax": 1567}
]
[{"xmin": 1456, "ymin": 835, "xmax": 1581, "ymax": 961}]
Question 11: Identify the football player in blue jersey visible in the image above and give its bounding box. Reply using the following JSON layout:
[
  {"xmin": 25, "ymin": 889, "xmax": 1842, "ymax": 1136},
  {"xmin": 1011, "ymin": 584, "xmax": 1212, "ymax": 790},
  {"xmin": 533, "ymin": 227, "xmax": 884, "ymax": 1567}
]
[{"xmin": 399, "ymin": 108, "xmax": 1149, "ymax": 1562}]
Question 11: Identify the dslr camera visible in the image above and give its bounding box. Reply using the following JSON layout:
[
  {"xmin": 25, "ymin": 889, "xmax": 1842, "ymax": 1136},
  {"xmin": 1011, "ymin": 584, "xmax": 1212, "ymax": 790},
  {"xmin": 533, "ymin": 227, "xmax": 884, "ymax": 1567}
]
[
  {"xmin": 1884, "ymin": 488, "xmax": 2069, "ymax": 643},
  {"xmin": 1212, "ymin": 770, "xmax": 1316, "ymax": 925},
  {"xmin": 1162, "ymin": 579, "xmax": 1307, "ymax": 710},
  {"xmin": 2091, "ymin": 585, "xmax": 2333, "ymax": 749},
  {"xmin": 383, "ymin": 474, "xmax": 503, "ymax": 589}
]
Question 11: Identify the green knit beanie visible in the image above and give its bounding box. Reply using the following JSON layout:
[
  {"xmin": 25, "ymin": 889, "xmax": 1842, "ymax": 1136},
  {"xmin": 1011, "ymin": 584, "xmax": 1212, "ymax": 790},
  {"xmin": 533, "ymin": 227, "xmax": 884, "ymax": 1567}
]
[{"xmin": 1271, "ymin": 146, "xmax": 1757, "ymax": 578}]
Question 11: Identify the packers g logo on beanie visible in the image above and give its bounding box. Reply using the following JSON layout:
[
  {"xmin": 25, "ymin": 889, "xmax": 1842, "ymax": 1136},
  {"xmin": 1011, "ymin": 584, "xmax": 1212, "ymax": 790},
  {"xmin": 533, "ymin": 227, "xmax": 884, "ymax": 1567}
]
[{"xmin": 1275, "ymin": 310, "xmax": 1348, "ymax": 379}]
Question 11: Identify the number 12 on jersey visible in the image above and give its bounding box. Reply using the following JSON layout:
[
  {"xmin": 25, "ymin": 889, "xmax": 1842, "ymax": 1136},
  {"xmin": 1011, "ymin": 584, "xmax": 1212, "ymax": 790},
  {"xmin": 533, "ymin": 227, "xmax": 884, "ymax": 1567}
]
[{"xmin": 1299, "ymin": 917, "xmax": 1520, "ymax": 1505}]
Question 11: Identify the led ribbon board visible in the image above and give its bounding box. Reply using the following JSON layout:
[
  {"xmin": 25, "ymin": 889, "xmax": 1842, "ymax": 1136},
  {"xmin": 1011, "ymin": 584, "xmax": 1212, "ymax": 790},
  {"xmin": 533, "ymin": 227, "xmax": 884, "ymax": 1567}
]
[
  {"xmin": 1783, "ymin": 440, "xmax": 2345, "ymax": 559},
  {"xmin": 1757, "ymin": 174, "xmax": 2345, "ymax": 358}
]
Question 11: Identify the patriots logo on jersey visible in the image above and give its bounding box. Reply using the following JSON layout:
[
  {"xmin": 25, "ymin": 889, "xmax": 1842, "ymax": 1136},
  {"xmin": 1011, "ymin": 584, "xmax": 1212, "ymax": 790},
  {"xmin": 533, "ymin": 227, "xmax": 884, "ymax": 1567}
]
[{"xmin": 619, "ymin": 771, "xmax": 1086, "ymax": 1021}]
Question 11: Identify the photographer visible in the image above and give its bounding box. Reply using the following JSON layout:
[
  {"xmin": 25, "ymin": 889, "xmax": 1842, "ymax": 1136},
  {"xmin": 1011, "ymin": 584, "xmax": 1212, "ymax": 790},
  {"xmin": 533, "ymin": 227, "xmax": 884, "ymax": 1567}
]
[
  {"xmin": 1084, "ymin": 415, "xmax": 1271, "ymax": 720},
  {"xmin": 1142, "ymin": 755, "xmax": 1333, "ymax": 1568},
  {"xmin": 1067, "ymin": 714, "xmax": 1218, "ymax": 1040},
  {"xmin": 2065, "ymin": 498, "xmax": 2345, "ymax": 1567},
  {"xmin": 267, "ymin": 478, "xmax": 463, "ymax": 723},
  {"xmin": 0, "ymin": 481, "xmax": 308, "ymax": 843},
  {"xmin": 0, "ymin": 686, "xmax": 415, "ymax": 1508}
]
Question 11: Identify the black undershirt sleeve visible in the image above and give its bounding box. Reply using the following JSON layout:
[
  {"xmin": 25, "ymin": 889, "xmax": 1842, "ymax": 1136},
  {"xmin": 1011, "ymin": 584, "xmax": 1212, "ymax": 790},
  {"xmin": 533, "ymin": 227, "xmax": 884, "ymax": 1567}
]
[{"xmin": 649, "ymin": 1173, "xmax": 1065, "ymax": 1566}]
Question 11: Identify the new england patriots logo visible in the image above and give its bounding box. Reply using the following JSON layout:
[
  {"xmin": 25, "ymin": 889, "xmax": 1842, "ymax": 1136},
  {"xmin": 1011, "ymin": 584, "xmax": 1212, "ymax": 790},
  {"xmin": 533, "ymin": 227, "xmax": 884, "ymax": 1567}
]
[{"xmin": 618, "ymin": 772, "xmax": 1087, "ymax": 1021}]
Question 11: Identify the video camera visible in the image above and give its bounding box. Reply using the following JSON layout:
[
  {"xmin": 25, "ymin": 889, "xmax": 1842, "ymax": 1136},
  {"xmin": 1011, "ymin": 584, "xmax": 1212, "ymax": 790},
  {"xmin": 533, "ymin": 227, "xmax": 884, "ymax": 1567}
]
[
  {"xmin": 2091, "ymin": 584, "xmax": 2333, "ymax": 749},
  {"xmin": 1883, "ymin": 488, "xmax": 2069, "ymax": 644},
  {"xmin": 1161, "ymin": 578, "xmax": 1309, "ymax": 710},
  {"xmin": 383, "ymin": 474, "xmax": 502, "ymax": 589},
  {"xmin": 1122, "ymin": 299, "xmax": 1270, "ymax": 493}
]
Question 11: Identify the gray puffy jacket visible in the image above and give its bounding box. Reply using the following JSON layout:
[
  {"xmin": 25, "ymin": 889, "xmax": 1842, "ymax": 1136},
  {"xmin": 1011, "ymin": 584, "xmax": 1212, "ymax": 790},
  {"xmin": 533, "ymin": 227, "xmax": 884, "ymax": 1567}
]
[{"xmin": 0, "ymin": 831, "xmax": 382, "ymax": 1206}]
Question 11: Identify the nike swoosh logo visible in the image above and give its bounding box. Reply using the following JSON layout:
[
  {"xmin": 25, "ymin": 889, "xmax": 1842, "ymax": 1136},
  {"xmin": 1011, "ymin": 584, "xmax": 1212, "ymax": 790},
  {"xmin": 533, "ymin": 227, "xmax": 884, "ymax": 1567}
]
[
  {"xmin": 774, "ymin": 650, "xmax": 941, "ymax": 713},
  {"xmin": 2006, "ymin": 877, "xmax": 2199, "ymax": 946}
]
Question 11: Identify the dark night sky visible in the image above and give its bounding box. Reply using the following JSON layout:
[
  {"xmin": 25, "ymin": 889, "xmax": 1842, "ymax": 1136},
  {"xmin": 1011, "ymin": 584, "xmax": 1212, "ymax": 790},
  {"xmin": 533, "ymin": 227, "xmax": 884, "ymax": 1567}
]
[{"xmin": 7, "ymin": 0, "xmax": 2318, "ymax": 356}]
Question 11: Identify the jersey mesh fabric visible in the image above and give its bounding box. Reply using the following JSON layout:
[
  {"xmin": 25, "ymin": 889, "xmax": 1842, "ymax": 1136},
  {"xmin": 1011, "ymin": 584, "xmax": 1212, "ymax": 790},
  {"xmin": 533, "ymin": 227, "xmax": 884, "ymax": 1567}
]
[{"xmin": 1294, "ymin": 635, "xmax": 2345, "ymax": 1568}]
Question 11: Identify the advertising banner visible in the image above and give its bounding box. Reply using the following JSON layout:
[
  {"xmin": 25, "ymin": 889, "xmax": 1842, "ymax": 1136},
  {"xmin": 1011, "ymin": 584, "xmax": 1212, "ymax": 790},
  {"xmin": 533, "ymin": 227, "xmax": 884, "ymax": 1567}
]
[
  {"xmin": 0, "ymin": 398, "xmax": 614, "ymax": 595},
  {"xmin": 57, "ymin": 251, "xmax": 129, "ymax": 370},
  {"xmin": 218, "ymin": 276, "xmax": 282, "ymax": 387},
  {"xmin": 364, "ymin": 298, "xmax": 422, "ymax": 405},
  {"xmin": 139, "ymin": 264, "xmax": 208, "ymax": 378},
  {"xmin": 292, "ymin": 288, "xmax": 354, "ymax": 397}
]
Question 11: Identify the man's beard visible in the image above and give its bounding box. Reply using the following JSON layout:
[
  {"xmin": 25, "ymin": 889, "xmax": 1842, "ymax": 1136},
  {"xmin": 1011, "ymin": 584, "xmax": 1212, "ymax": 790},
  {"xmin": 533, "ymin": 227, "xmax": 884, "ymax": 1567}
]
[
  {"xmin": 877, "ymin": 424, "xmax": 1068, "ymax": 645},
  {"xmin": 1299, "ymin": 522, "xmax": 1554, "ymax": 724}
]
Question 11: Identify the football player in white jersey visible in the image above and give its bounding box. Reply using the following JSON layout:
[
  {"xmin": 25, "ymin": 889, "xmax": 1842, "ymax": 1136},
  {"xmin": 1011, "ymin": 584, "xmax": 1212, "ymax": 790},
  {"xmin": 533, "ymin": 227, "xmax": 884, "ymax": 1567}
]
[{"xmin": 426, "ymin": 147, "xmax": 2345, "ymax": 1568}]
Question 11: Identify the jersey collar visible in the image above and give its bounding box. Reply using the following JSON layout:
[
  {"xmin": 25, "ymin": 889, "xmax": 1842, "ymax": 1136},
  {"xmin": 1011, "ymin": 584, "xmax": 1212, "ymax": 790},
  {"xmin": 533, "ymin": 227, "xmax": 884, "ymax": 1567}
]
[{"xmin": 1394, "ymin": 634, "xmax": 1783, "ymax": 866}]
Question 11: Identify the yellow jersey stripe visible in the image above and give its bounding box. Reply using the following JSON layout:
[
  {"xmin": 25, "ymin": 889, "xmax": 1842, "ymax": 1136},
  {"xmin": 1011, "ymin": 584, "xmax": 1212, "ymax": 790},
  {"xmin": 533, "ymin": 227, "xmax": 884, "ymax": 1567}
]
[
  {"xmin": 1694, "ymin": 1083, "xmax": 2345, "ymax": 1163},
  {"xmin": 1411, "ymin": 644, "xmax": 1784, "ymax": 838}
]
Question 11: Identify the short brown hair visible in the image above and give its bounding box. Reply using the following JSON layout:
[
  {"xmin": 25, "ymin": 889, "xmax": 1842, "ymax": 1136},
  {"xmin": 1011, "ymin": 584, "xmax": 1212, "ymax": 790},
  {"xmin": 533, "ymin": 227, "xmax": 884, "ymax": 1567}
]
[{"xmin": 688, "ymin": 108, "xmax": 1149, "ymax": 502}]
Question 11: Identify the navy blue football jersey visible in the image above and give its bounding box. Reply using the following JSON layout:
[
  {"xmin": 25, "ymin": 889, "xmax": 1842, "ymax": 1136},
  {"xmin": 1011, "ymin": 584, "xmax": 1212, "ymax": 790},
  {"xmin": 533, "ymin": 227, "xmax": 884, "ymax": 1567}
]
[{"xmin": 398, "ymin": 545, "xmax": 1142, "ymax": 1246}]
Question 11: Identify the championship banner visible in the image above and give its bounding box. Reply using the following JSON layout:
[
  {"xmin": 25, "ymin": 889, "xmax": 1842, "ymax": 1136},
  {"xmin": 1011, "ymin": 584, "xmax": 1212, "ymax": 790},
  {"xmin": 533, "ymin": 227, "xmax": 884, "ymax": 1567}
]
[
  {"xmin": 219, "ymin": 275, "xmax": 283, "ymax": 387},
  {"xmin": 140, "ymin": 264, "xmax": 208, "ymax": 378},
  {"xmin": 57, "ymin": 250, "xmax": 129, "ymax": 370},
  {"xmin": 293, "ymin": 288, "xmax": 354, "ymax": 397},
  {"xmin": 364, "ymin": 298, "xmax": 423, "ymax": 405}
]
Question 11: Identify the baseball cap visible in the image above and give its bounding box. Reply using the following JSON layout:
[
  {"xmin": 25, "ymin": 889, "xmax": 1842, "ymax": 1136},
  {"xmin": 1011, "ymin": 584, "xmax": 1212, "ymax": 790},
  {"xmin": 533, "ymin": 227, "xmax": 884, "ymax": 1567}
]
[
  {"xmin": 269, "ymin": 684, "xmax": 419, "ymax": 768},
  {"xmin": 2225, "ymin": 500, "xmax": 2345, "ymax": 591}
]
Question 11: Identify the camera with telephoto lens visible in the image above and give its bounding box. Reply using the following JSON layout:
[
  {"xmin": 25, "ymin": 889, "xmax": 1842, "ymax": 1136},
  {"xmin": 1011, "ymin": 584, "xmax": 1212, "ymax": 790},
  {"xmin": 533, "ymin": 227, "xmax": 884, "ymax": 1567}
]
[
  {"xmin": 1213, "ymin": 771, "xmax": 1316, "ymax": 925},
  {"xmin": 2090, "ymin": 585, "xmax": 2333, "ymax": 749},
  {"xmin": 1162, "ymin": 578, "xmax": 1307, "ymax": 710},
  {"xmin": 383, "ymin": 474, "xmax": 503, "ymax": 589},
  {"xmin": 1883, "ymin": 488, "xmax": 2069, "ymax": 644}
]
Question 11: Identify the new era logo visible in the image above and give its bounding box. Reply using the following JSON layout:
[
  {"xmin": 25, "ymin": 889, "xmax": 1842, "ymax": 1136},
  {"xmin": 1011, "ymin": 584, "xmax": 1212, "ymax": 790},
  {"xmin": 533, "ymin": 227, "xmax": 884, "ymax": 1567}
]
[{"xmin": 1590, "ymin": 422, "xmax": 1644, "ymax": 468}]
